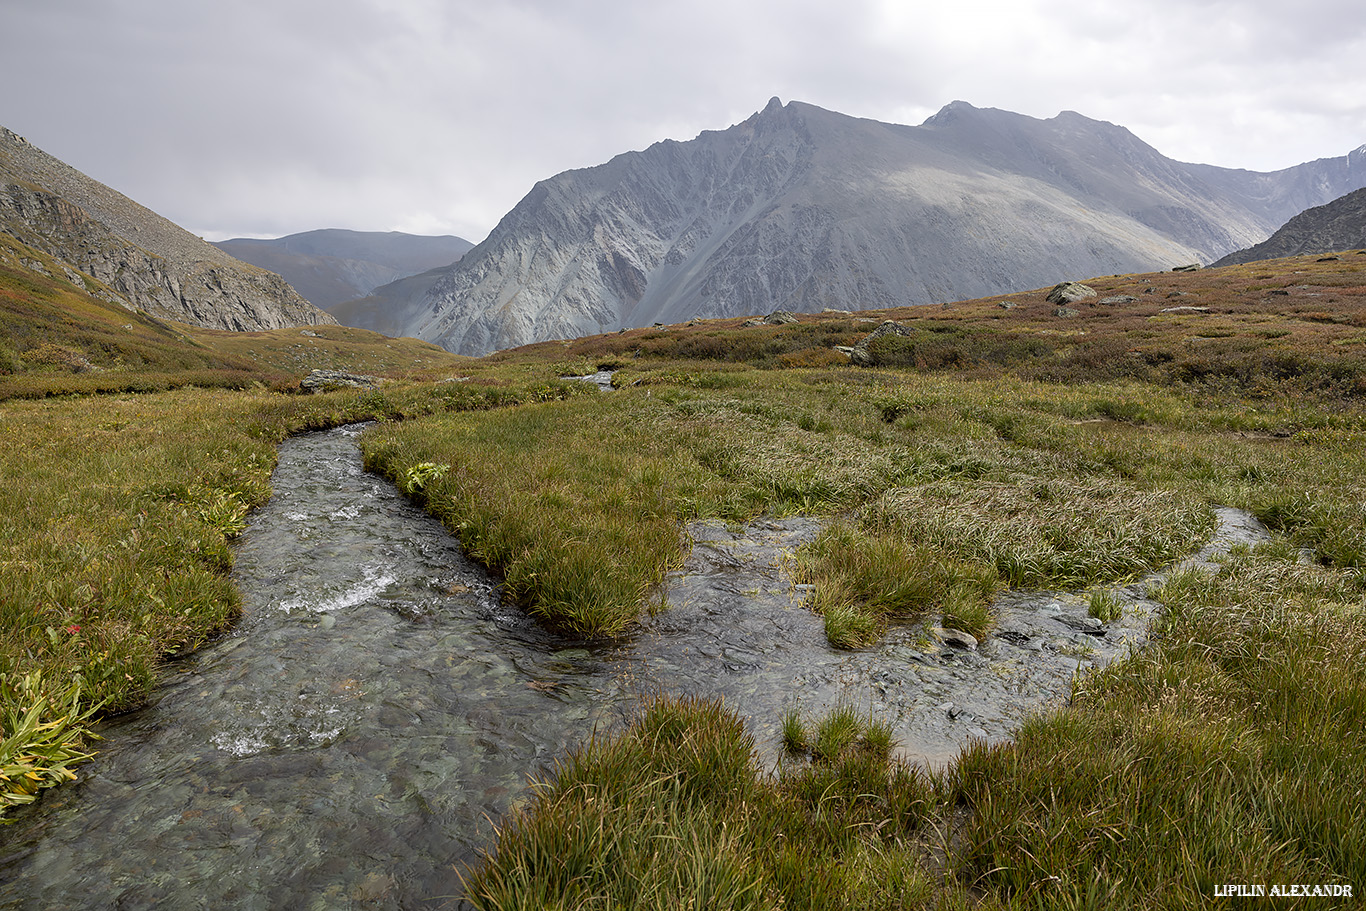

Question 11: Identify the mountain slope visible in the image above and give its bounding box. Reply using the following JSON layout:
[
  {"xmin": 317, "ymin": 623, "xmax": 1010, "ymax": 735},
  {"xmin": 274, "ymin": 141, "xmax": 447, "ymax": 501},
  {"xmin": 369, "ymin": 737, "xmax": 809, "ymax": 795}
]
[
  {"xmin": 213, "ymin": 229, "xmax": 473, "ymax": 311},
  {"xmin": 413, "ymin": 99, "xmax": 1366, "ymax": 356},
  {"xmin": 1212, "ymin": 187, "xmax": 1366, "ymax": 266},
  {"xmin": 327, "ymin": 262, "xmax": 463, "ymax": 336},
  {"xmin": 0, "ymin": 126, "xmax": 335, "ymax": 331}
]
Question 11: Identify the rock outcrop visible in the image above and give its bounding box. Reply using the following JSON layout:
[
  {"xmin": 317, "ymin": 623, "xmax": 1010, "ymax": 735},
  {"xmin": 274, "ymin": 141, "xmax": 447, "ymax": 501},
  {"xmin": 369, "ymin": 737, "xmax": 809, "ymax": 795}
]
[
  {"xmin": 412, "ymin": 99, "xmax": 1366, "ymax": 356},
  {"xmin": 0, "ymin": 126, "xmax": 335, "ymax": 331},
  {"xmin": 839, "ymin": 320, "xmax": 916, "ymax": 366}
]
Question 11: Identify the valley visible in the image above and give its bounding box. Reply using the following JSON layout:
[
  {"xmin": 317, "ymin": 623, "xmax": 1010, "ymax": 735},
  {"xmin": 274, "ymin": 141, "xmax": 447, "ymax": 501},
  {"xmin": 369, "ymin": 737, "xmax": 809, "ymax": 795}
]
[{"xmin": 2, "ymin": 244, "xmax": 1364, "ymax": 908}]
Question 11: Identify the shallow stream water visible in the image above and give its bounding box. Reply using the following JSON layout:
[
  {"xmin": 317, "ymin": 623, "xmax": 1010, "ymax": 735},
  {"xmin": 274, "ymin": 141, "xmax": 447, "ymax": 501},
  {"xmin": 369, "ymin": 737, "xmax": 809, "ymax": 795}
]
[{"xmin": 0, "ymin": 425, "xmax": 1267, "ymax": 909}]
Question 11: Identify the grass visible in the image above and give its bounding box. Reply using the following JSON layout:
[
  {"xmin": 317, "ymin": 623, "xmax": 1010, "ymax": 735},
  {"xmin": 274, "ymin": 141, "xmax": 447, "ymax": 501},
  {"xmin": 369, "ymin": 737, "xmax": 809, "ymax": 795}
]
[
  {"xmin": 468, "ymin": 535, "xmax": 1366, "ymax": 908},
  {"xmin": 945, "ymin": 546, "xmax": 1366, "ymax": 906},
  {"xmin": 2, "ymin": 248, "xmax": 1365, "ymax": 902},
  {"xmin": 0, "ymin": 373, "xmax": 597, "ymax": 816},
  {"xmin": 463, "ymin": 696, "xmax": 943, "ymax": 911},
  {"xmin": 1087, "ymin": 588, "xmax": 1124, "ymax": 622}
]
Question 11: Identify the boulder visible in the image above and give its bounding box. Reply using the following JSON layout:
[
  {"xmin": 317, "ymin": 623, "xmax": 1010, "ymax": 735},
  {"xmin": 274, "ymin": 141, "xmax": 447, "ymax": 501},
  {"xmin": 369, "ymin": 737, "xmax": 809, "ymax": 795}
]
[
  {"xmin": 301, "ymin": 369, "xmax": 378, "ymax": 393},
  {"xmin": 843, "ymin": 319, "xmax": 915, "ymax": 366},
  {"xmin": 1046, "ymin": 282, "xmax": 1097, "ymax": 304}
]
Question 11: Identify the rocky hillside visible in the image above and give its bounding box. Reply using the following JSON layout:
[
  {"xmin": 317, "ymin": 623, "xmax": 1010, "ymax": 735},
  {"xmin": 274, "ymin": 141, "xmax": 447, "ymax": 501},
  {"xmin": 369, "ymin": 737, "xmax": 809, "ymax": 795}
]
[
  {"xmin": 413, "ymin": 99, "xmax": 1366, "ymax": 356},
  {"xmin": 0, "ymin": 126, "xmax": 335, "ymax": 331},
  {"xmin": 214, "ymin": 229, "xmax": 472, "ymax": 311},
  {"xmin": 1212, "ymin": 187, "xmax": 1366, "ymax": 266}
]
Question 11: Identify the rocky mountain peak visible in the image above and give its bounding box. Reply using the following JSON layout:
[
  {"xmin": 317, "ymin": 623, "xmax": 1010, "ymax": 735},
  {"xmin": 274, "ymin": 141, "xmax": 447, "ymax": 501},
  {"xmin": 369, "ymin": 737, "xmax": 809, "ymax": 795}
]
[
  {"xmin": 921, "ymin": 100, "xmax": 981, "ymax": 126},
  {"xmin": 407, "ymin": 99, "xmax": 1366, "ymax": 357}
]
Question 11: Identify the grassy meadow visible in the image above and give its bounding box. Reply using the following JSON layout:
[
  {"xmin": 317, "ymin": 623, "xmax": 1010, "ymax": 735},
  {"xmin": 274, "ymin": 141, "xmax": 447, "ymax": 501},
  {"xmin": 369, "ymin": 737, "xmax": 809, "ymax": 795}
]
[{"xmin": 2, "ymin": 242, "xmax": 1365, "ymax": 906}]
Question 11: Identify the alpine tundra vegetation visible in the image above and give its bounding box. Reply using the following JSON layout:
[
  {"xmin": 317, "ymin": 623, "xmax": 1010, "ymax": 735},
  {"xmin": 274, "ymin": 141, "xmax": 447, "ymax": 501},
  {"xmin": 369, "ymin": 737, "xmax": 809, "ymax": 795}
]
[{"xmin": 3, "ymin": 230, "xmax": 1365, "ymax": 906}]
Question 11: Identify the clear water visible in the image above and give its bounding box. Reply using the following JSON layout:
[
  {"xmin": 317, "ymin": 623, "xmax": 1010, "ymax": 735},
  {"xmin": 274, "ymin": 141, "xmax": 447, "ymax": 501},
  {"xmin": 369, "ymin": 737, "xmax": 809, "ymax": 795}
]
[{"xmin": 0, "ymin": 425, "xmax": 1263, "ymax": 909}]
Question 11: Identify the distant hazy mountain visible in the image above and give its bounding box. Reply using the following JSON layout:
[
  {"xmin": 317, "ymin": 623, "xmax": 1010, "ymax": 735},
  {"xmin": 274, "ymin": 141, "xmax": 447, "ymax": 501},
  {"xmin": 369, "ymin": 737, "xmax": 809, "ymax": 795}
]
[
  {"xmin": 0, "ymin": 126, "xmax": 334, "ymax": 331},
  {"xmin": 213, "ymin": 229, "xmax": 473, "ymax": 311},
  {"xmin": 327, "ymin": 262, "xmax": 464, "ymax": 337},
  {"xmin": 1212, "ymin": 187, "xmax": 1366, "ymax": 266},
  {"xmin": 411, "ymin": 98, "xmax": 1366, "ymax": 356}
]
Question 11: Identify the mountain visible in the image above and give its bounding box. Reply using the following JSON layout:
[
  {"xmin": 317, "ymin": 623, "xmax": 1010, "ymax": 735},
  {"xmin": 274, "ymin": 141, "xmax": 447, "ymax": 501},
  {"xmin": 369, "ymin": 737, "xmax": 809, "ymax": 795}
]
[
  {"xmin": 326, "ymin": 262, "xmax": 464, "ymax": 337},
  {"xmin": 0, "ymin": 126, "xmax": 334, "ymax": 332},
  {"xmin": 411, "ymin": 99, "xmax": 1366, "ymax": 356},
  {"xmin": 213, "ymin": 229, "xmax": 473, "ymax": 311},
  {"xmin": 1212, "ymin": 187, "xmax": 1366, "ymax": 266}
]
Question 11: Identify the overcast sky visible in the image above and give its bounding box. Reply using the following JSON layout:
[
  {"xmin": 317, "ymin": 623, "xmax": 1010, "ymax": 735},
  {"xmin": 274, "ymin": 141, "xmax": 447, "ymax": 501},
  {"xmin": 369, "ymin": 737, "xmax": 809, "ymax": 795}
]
[{"xmin": 3, "ymin": 0, "xmax": 1363, "ymax": 244}]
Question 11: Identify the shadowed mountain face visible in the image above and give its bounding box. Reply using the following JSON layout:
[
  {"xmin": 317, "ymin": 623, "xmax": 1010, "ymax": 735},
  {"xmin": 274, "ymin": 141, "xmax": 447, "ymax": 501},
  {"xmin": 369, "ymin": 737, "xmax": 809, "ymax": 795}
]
[
  {"xmin": 1213, "ymin": 187, "xmax": 1366, "ymax": 266},
  {"xmin": 0, "ymin": 126, "xmax": 335, "ymax": 331},
  {"xmin": 324, "ymin": 262, "xmax": 465, "ymax": 338},
  {"xmin": 411, "ymin": 99, "xmax": 1366, "ymax": 356},
  {"xmin": 214, "ymin": 230, "xmax": 473, "ymax": 311}
]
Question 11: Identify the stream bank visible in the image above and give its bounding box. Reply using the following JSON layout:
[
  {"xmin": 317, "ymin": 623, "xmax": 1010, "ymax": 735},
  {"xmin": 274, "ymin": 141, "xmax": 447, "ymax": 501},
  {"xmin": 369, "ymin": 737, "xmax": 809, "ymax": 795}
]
[{"xmin": 0, "ymin": 425, "xmax": 1267, "ymax": 909}]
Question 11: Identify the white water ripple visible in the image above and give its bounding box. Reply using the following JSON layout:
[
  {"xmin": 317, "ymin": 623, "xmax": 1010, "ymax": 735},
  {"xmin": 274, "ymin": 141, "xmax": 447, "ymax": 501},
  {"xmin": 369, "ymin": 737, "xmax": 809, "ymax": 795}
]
[{"xmin": 276, "ymin": 567, "xmax": 397, "ymax": 615}]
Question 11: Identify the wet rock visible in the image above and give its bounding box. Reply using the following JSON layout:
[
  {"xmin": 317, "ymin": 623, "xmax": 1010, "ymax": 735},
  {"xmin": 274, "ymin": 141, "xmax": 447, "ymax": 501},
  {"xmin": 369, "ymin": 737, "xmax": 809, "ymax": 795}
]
[
  {"xmin": 934, "ymin": 627, "xmax": 979, "ymax": 650},
  {"xmin": 996, "ymin": 629, "xmax": 1031, "ymax": 646},
  {"xmin": 1056, "ymin": 616, "xmax": 1106, "ymax": 636}
]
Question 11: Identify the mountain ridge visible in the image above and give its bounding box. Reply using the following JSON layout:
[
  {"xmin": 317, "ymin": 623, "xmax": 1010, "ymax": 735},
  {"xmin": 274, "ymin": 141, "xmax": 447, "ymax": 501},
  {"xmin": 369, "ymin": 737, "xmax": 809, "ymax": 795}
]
[
  {"xmin": 1212, "ymin": 185, "xmax": 1366, "ymax": 266},
  {"xmin": 411, "ymin": 99, "xmax": 1366, "ymax": 356},
  {"xmin": 214, "ymin": 229, "xmax": 473, "ymax": 311}
]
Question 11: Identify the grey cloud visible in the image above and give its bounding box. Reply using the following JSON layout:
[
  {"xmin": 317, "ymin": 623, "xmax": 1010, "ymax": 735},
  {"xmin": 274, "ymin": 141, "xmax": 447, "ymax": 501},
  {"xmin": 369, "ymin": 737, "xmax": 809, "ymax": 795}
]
[{"xmin": 1, "ymin": 0, "xmax": 1362, "ymax": 241}]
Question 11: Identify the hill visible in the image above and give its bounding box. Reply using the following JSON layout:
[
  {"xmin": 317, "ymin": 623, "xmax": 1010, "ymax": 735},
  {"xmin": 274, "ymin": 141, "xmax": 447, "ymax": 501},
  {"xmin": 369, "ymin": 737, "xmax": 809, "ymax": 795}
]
[
  {"xmin": 0, "ymin": 234, "xmax": 468, "ymax": 400},
  {"xmin": 1213, "ymin": 186, "xmax": 1366, "ymax": 266},
  {"xmin": 213, "ymin": 229, "xmax": 473, "ymax": 311},
  {"xmin": 0, "ymin": 125, "xmax": 334, "ymax": 331},
  {"xmin": 410, "ymin": 99, "xmax": 1366, "ymax": 356}
]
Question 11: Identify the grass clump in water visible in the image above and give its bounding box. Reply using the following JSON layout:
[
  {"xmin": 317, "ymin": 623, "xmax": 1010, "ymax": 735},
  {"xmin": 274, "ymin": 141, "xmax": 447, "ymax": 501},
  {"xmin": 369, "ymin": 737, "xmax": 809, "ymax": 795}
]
[
  {"xmin": 0, "ymin": 671, "xmax": 103, "ymax": 818},
  {"xmin": 1087, "ymin": 588, "xmax": 1124, "ymax": 622},
  {"xmin": 794, "ymin": 523, "xmax": 995, "ymax": 647},
  {"xmin": 465, "ymin": 697, "xmax": 942, "ymax": 911},
  {"xmin": 462, "ymin": 696, "xmax": 770, "ymax": 910}
]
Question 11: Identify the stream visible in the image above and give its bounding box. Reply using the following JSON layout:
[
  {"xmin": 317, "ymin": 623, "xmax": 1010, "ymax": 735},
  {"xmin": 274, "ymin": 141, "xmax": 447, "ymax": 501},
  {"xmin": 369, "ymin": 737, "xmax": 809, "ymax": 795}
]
[{"xmin": 0, "ymin": 425, "xmax": 1268, "ymax": 909}]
